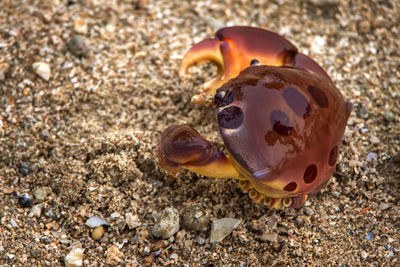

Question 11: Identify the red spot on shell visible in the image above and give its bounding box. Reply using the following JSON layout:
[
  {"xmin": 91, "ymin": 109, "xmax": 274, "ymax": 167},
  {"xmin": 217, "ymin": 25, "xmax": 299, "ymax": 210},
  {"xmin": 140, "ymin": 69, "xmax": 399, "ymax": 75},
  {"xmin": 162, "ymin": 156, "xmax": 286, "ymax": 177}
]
[
  {"xmin": 264, "ymin": 131, "xmax": 278, "ymax": 146},
  {"xmin": 307, "ymin": 85, "xmax": 329, "ymax": 108},
  {"xmin": 282, "ymin": 86, "xmax": 311, "ymax": 118},
  {"xmin": 270, "ymin": 110, "xmax": 293, "ymax": 136},
  {"xmin": 304, "ymin": 164, "xmax": 317, "ymax": 184},
  {"xmin": 218, "ymin": 106, "xmax": 243, "ymax": 129},
  {"xmin": 329, "ymin": 146, "xmax": 339, "ymax": 166},
  {"xmin": 283, "ymin": 182, "xmax": 297, "ymax": 192}
]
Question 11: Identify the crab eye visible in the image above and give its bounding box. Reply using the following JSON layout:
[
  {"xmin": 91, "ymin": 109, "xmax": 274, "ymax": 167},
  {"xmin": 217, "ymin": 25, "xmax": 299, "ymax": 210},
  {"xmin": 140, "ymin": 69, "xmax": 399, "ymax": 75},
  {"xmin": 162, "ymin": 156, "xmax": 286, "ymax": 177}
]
[
  {"xmin": 250, "ymin": 59, "xmax": 259, "ymax": 66},
  {"xmin": 215, "ymin": 88, "xmax": 234, "ymax": 108}
]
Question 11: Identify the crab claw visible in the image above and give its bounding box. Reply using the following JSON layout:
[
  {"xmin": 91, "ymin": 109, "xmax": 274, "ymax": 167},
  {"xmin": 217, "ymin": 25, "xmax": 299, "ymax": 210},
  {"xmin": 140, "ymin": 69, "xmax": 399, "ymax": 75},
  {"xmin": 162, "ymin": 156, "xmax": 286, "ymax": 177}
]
[{"xmin": 179, "ymin": 26, "xmax": 331, "ymax": 105}]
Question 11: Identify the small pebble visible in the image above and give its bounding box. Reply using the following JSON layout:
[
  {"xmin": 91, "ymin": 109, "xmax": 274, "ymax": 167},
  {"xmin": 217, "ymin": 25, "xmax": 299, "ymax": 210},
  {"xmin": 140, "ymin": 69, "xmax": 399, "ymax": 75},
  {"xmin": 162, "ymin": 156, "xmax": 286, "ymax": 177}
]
[
  {"xmin": 29, "ymin": 204, "xmax": 42, "ymax": 218},
  {"xmin": 125, "ymin": 212, "xmax": 141, "ymax": 229},
  {"xmin": 209, "ymin": 218, "xmax": 241, "ymax": 244},
  {"xmin": 10, "ymin": 218, "xmax": 18, "ymax": 227},
  {"xmin": 105, "ymin": 245, "xmax": 123, "ymax": 265},
  {"xmin": 370, "ymin": 136, "xmax": 380, "ymax": 145},
  {"xmin": 379, "ymin": 203, "xmax": 390, "ymax": 210},
  {"xmin": 266, "ymin": 214, "xmax": 278, "ymax": 229},
  {"xmin": 304, "ymin": 207, "xmax": 314, "ymax": 216},
  {"xmin": 32, "ymin": 62, "xmax": 51, "ymax": 81},
  {"xmin": 86, "ymin": 216, "xmax": 109, "ymax": 227},
  {"xmin": 65, "ymin": 243, "xmax": 83, "ymax": 267},
  {"xmin": 383, "ymin": 111, "xmax": 394, "ymax": 122},
  {"xmin": 0, "ymin": 62, "xmax": 10, "ymax": 81},
  {"xmin": 182, "ymin": 205, "xmax": 209, "ymax": 231},
  {"xmin": 18, "ymin": 193, "xmax": 32, "ymax": 208},
  {"xmin": 20, "ymin": 162, "xmax": 30, "ymax": 176},
  {"xmin": 33, "ymin": 187, "xmax": 52, "ymax": 203},
  {"xmin": 366, "ymin": 152, "xmax": 378, "ymax": 161},
  {"xmin": 152, "ymin": 207, "xmax": 180, "ymax": 239},
  {"xmin": 358, "ymin": 20, "xmax": 371, "ymax": 33},
  {"xmin": 310, "ymin": 36, "xmax": 325, "ymax": 54},
  {"xmin": 258, "ymin": 232, "xmax": 278, "ymax": 243},
  {"xmin": 170, "ymin": 253, "xmax": 178, "ymax": 260},
  {"xmin": 73, "ymin": 18, "xmax": 88, "ymax": 34},
  {"xmin": 366, "ymin": 231, "xmax": 374, "ymax": 241},
  {"xmin": 67, "ymin": 35, "xmax": 90, "ymax": 57},
  {"xmin": 92, "ymin": 226, "xmax": 105, "ymax": 240},
  {"xmin": 194, "ymin": 235, "xmax": 205, "ymax": 245},
  {"xmin": 361, "ymin": 251, "xmax": 368, "ymax": 259},
  {"xmin": 357, "ymin": 107, "xmax": 370, "ymax": 119}
]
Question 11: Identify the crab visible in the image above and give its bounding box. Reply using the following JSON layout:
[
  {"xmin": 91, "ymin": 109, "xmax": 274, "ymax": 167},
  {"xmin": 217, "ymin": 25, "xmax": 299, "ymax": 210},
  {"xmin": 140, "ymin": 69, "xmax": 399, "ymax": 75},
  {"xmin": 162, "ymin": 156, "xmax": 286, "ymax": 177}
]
[{"xmin": 157, "ymin": 26, "xmax": 352, "ymax": 209}]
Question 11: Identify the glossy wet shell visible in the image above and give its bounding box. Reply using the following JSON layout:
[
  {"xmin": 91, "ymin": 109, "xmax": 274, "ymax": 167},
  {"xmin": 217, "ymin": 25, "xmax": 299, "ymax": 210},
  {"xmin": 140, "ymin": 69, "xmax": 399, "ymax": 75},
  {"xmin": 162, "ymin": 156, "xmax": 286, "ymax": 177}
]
[{"xmin": 215, "ymin": 65, "xmax": 351, "ymax": 197}]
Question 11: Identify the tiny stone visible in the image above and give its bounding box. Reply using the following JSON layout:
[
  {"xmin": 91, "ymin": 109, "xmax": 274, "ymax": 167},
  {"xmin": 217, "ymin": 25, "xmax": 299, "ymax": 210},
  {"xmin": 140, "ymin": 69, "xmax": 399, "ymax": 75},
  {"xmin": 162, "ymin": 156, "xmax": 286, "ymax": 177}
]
[
  {"xmin": 0, "ymin": 62, "xmax": 10, "ymax": 81},
  {"xmin": 170, "ymin": 253, "xmax": 178, "ymax": 260},
  {"xmin": 305, "ymin": 207, "xmax": 314, "ymax": 216},
  {"xmin": 65, "ymin": 243, "xmax": 83, "ymax": 267},
  {"xmin": 125, "ymin": 213, "xmax": 141, "ymax": 229},
  {"xmin": 266, "ymin": 214, "xmax": 278, "ymax": 229},
  {"xmin": 259, "ymin": 232, "xmax": 278, "ymax": 242},
  {"xmin": 33, "ymin": 187, "xmax": 52, "ymax": 203},
  {"xmin": 86, "ymin": 216, "xmax": 109, "ymax": 227},
  {"xmin": 379, "ymin": 203, "xmax": 390, "ymax": 210},
  {"xmin": 67, "ymin": 35, "xmax": 90, "ymax": 57},
  {"xmin": 361, "ymin": 251, "xmax": 368, "ymax": 259},
  {"xmin": 10, "ymin": 218, "xmax": 18, "ymax": 227},
  {"xmin": 18, "ymin": 193, "xmax": 32, "ymax": 208},
  {"xmin": 194, "ymin": 235, "xmax": 205, "ymax": 245},
  {"xmin": 32, "ymin": 62, "xmax": 51, "ymax": 81},
  {"xmin": 110, "ymin": 212, "xmax": 120, "ymax": 219},
  {"xmin": 370, "ymin": 137, "xmax": 380, "ymax": 144},
  {"xmin": 29, "ymin": 204, "xmax": 42, "ymax": 218},
  {"xmin": 358, "ymin": 20, "xmax": 371, "ymax": 33},
  {"xmin": 310, "ymin": 36, "xmax": 325, "ymax": 54},
  {"xmin": 20, "ymin": 162, "xmax": 30, "ymax": 176},
  {"xmin": 92, "ymin": 226, "xmax": 105, "ymax": 240},
  {"xmin": 383, "ymin": 111, "xmax": 394, "ymax": 122},
  {"xmin": 182, "ymin": 205, "xmax": 210, "ymax": 231},
  {"xmin": 152, "ymin": 207, "xmax": 180, "ymax": 239},
  {"xmin": 45, "ymin": 209, "xmax": 56, "ymax": 218},
  {"xmin": 105, "ymin": 245, "xmax": 123, "ymax": 265},
  {"xmin": 73, "ymin": 18, "xmax": 88, "ymax": 34},
  {"xmin": 210, "ymin": 218, "xmax": 241, "ymax": 244},
  {"xmin": 366, "ymin": 152, "xmax": 378, "ymax": 161},
  {"xmin": 357, "ymin": 107, "xmax": 369, "ymax": 119}
]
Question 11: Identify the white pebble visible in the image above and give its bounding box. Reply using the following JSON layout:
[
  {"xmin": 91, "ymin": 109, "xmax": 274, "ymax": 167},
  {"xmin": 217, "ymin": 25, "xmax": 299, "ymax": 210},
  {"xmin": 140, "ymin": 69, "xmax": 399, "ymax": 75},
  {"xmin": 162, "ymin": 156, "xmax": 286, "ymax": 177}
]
[
  {"xmin": 86, "ymin": 216, "xmax": 109, "ymax": 227},
  {"xmin": 32, "ymin": 62, "xmax": 51, "ymax": 81},
  {"xmin": 73, "ymin": 18, "xmax": 88, "ymax": 34},
  {"xmin": 152, "ymin": 207, "xmax": 180, "ymax": 239},
  {"xmin": 29, "ymin": 204, "xmax": 42, "ymax": 218},
  {"xmin": 65, "ymin": 244, "xmax": 84, "ymax": 267},
  {"xmin": 210, "ymin": 218, "xmax": 241, "ymax": 244},
  {"xmin": 125, "ymin": 213, "xmax": 141, "ymax": 229}
]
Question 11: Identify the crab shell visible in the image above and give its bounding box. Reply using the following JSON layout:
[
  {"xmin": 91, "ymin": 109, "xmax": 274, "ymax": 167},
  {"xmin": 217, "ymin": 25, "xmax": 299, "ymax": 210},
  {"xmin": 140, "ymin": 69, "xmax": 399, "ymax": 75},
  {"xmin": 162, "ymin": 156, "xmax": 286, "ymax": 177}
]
[
  {"xmin": 158, "ymin": 26, "xmax": 351, "ymax": 209},
  {"xmin": 215, "ymin": 65, "xmax": 351, "ymax": 206}
]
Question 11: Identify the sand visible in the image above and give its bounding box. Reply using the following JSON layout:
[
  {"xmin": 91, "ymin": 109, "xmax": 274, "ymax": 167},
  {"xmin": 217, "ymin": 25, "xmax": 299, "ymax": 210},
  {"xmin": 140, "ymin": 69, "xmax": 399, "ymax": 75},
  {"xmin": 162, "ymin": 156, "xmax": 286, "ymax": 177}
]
[{"xmin": 0, "ymin": 0, "xmax": 398, "ymax": 265}]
